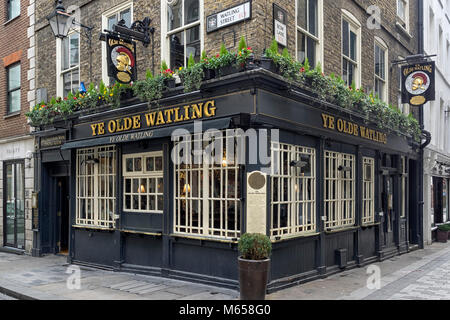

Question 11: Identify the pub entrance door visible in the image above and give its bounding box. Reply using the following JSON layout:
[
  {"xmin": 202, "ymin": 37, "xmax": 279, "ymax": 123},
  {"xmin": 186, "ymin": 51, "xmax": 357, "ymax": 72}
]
[{"xmin": 382, "ymin": 174, "xmax": 396, "ymax": 249}]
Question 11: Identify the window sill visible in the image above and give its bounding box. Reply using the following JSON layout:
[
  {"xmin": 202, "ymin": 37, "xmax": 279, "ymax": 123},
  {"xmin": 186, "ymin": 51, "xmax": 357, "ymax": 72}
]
[
  {"xmin": 4, "ymin": 111, "xmax": 21, "ymax": 120},
  {"xmin": 395, "ymin": 22, "xmax": 413, "ymax": 39},
  {"xmin": 170, "ymin": 233, "xmax": 239, "ymax": 244},
  {"xmin": 120, "ymin": 229, "xmax": 162, "ymax": 236},
  {"xmin": 72, "ymin": 225, "xmax": 115, "ymax": 232},
  {"xmin": 325, "ymin": 226, "xmax": 359, "ymax": 234},
  {"xmin": 271, "ymin": 232, "xmax": 320, "ymax": 243},
  {"xmin": 361, "ymin": 222, "xmax": 381, "ymax": 228},
  {"xmin": 3, "ymin": 15, "xmax": 20, "ymax": 26}
]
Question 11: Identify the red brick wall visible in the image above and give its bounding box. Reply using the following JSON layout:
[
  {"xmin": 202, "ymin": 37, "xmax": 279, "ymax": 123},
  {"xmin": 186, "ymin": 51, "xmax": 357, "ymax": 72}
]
[{"xmin": 0, "ymin": 0, "xmax": 30, "ymax": 139}]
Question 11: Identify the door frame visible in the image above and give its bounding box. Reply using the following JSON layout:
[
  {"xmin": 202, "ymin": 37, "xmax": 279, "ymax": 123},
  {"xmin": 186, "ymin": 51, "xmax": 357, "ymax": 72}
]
[{"xmin": 3, "ymin": 160, "xmax": 25, "ymax": 249}]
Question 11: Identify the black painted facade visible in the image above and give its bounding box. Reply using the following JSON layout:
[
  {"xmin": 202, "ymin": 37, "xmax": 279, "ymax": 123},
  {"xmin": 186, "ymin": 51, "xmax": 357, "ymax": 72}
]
[{"xmin": 32, "ymin": 70, "xmax": 422, "ymax": 291}]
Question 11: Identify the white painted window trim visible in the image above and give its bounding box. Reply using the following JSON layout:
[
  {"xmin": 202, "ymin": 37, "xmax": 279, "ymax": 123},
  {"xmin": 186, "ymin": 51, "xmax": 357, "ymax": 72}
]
[
  {"xmin": 56, "ymin": 31, "xmax": 80, "ymax": 98},
  {"xmin": 123, "ymin": 151, "xmax": 164, "ymax": 214},
  {"xmin": 362, "ymin": 157, "xmax": 375, "ymax": 225},
  {"xmin": 76, "ymin": 146, "xmax": 116, "ymax": 228},
  {"xmin": 270, "ymin": 142, "xmax": 317, "ymax": 239},
  {"xmin": 374, "ymin": 37, "xmax": 389, "ymax": 104},
  {"xmin": 324, "ymin": 151, "xmax": 355, "ymax": 230},
  {"xmin": 161, "ymin": 0, "xmax": 204, "ymax": 69},
  {"xmin": 173, "ymin": 131, "xmax": 242, "ymax": 240},
  {"xmin": 101, "ymin": 1, "xmax": 134, "ymax": 86},
  {"xmin": 341, "ymin": 9, "xmax": 361, "ymax": 88},
  {"xmin": 295, "ymin": 0, "xmax": 324, "ymax": 69},
  {"xmin": 400, "ymin": 157, "xmax": 407, "ymax": 219}
]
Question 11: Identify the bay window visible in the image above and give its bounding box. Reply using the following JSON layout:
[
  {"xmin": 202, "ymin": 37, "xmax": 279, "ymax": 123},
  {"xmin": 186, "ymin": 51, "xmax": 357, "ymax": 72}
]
[
  {"xmin": 296, "ymin": 0, "xmax": 322, "ymax": 68},
  {"xmin": 271, "ymin": 142, "xmax": 316, "ymax": 239},
  {"xmin": 173, "ymin": 130, "xmax": 242, "ymax": 240},
  {"xmin": 162, "ymin": 0, "xmax": 202, "ymax": 70},
  {"xmin": 123, "ymin": 152, "xmax": 164, "ymax": 213},
  {"xmin": 76, "ymin": 146, "xmax": 116, "ymax": 228},
  {"xmin": 362, "ymin": 157, "xmax": 375, "ymax": 225},
  {"xmin": 342, "ymin": 11, "xmax": 361, "ymax": 87},
  {"xmin": 324, "ymin": 151, "xmax": 355, "ymax": 229}
]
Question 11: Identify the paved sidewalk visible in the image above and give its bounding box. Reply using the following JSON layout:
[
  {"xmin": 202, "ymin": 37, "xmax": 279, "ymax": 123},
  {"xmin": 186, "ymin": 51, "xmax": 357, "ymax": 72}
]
[
  {"xmin": 267, "ymin": 242, "xmax": 450, "ymax": 300},
  {"xmin": 0, "ymin": 252, "xmax": 238, "ymax": 300}
]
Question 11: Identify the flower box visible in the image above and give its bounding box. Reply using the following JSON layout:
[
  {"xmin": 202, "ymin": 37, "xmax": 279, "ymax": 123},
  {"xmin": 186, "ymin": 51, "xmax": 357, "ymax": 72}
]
[
  {"xmin": 257, "ymin": 57, "xmax": 279, "ymax": 74},
  {"xmin": 217, "ymin": 65, "xmax": 240, "ymax": 77},
  {"xmin": 437, "ymin": 229, "xmax": 449, "ymax": 243},
  {"xmin": 164, "ymin": 78, "xmax": 176, "ymax": 89},
  {"xmin": 120, "ymin": 88, "xmax": 134, "ymax": 100},
  {"xmin": 203, "ymin": 68, "xmax": 216, "ymax": 80}
]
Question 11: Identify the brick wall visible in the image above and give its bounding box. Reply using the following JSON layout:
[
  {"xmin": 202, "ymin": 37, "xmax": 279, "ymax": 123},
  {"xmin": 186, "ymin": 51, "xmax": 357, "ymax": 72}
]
[
  {"xmin": 0, "ymin": 0, "xmax": 32, "ymax": 139},
  {"xmin": 34, "ymin": 0, "xmax": 419, "ymax": 108}
]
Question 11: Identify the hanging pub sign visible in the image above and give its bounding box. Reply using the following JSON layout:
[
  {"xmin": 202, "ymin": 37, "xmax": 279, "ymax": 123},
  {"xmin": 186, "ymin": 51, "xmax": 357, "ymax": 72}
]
[
  {"xmin": 273, "ymin": 4, "xmax": 287, "ymax": 47},
  {"xmin": 106, "ymin": 34, "xmax": 137, "ymax": 84},
  {"xmin": 206, "ymin": 1, "xmax": 252, "ymax": 33},
  {"xmin": 401, "ymin": 61, "xmax": 435, "ymax": 106}
]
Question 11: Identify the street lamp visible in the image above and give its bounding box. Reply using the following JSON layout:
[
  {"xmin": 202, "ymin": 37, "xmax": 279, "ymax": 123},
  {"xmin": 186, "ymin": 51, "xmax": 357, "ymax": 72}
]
[
  {"xmin": 46, "ymin": 0, "xmax": 94, "ymax": 82},
  {"xmin": 47, "ymin": 0, "xmax": 73, "ymax": 39}
]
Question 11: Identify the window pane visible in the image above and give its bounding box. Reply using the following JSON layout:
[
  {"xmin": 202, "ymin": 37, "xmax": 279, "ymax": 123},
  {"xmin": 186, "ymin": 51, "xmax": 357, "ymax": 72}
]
[
  {"xmin": 308, "ymin": 0, "xmax": 318, "ymax": 36},
  {"xmin": 375, "ymin": 45, "xmax": 380, "ymax": 76},
  {"xmin": 155, "ymin": 156, "xmax": 163, "ymax": 171},
  {"xmin": 8, "ymin": 0, "xmax": 20, "ymax": 20},
  {"xmin": 342, "ymin": 20, "xmax": 349, "ymax": 57},
  {"xmin": 62, "ymin": 37, "xmax": 70, "ymax": 70},
  {"xmin": 70, "ymin": 34, "xmax": 79, "ymax": 68},
  {"xmin": 185, "ymin": 0, "xmax": 199, "ymax": 24},
  {"xmin": 170, "ymin": 32, "xmax": 184, "ymax": 70},
  {"xmin": 168, "ymin": 0, "xmax": 182, "ymax": 31},
  {"xmin": 297, "ymin": 0, "xmax": 307, "ymax": 30},
  {"xmin": 120, "ymin": 8, "xmax": 131, "ymax": 27},
  {"xmin": 297, "ymin": 31, "xmax": 306, "ymax": 63},
  {"xmin": 146, "ymin": 157, "xmax": 154, "ymax": 171},
  {"xmin": 126, "ymin": 158, "xmax": 133, "ymax": 172},
  {"xmin": 108, "ymin": 15, "xmax": 117, "ymax": 31},
  {"xmin": 186, "ymin": 26, "xmax": 200, "ymax": 64},
  {"xmin": 8, "ymin": 64, "xmax": 20, "ymax": 90},
  {"xmin": 350, "ymin": 31, "xmax": 357, "ymax": 61},
  {"xmin": 307, "ymin": 36, "xmax": 316, "ymax": 68},
  {"xmin": 8, "ymin": 90, "xmax": 20, "ymax": 113}
]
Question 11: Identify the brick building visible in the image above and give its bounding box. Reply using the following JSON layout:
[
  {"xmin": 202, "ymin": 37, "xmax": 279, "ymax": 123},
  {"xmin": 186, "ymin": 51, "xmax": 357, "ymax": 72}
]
[
  {"xmin": 30, "ymin": 0, "xmax": 423, "ymax": 291},
  {"xmin": 0, "ymin": 0, "xmax": 36, "ymax": 253}
]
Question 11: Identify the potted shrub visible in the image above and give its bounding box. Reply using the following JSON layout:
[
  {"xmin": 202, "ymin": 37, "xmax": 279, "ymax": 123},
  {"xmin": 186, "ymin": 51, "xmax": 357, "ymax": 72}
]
[
  {"xmin": 160, "ymin": 60, "xmax": 176, "ymax": 88},
  {"xmin": 178, "ymin": 54, "xmax": 205, "ymax": 93},
  {"xmin": 200, "ymin": 51, "xmax": 216, "ymax": 80},
  {"xmin": 236, "ymin": 36, "xmax": 255, "ymax": 71},
  {"xmin": 258, "ymin": 39, "xmax": 280, "ymax": 74},
  {"xmin": 238, "ymin": 233, "xmax": 272, "ymax": 300},
  {"xmin": 213, "ymin": 43, "xmax": 237, "ymax": 77},
  {"xmin": 437, "ymin": 224, "xmax": 450, "ymax": 243}
]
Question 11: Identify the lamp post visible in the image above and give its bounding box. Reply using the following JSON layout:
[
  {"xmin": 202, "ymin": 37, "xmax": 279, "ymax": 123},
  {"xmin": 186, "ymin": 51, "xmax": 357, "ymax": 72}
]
[{"xmin": 47, "ymin": 0, "xmax": 93, "ymax": 83}]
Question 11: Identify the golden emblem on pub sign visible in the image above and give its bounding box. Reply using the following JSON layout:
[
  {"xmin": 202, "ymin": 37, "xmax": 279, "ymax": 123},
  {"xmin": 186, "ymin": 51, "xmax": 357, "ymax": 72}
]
[
  {"xmin": 401, "ymin": 61, "xmax": 435, "ymax": 106},
  {"xmin": 107, "ymin": 35, "xmax": 137, "ymax": 84}
]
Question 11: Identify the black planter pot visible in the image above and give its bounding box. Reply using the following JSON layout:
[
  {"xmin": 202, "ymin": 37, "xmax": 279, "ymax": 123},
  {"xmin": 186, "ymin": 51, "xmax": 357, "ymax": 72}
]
[
  {"xmin": 258, "ymin": 58, "xmax": 279, "ymax": 74},
  {"xmin": 203, "ymin": 68, "xmax": 216, "ymax": 80},
  {"xmin": 120, "ymin": 88, "xmax": 134, "ymax": 100},
  {"xmin": 238, "ymin": 257, "xmax": 270, "ymax": 300},
  {"xmin": 217, "ymin": 64, "xmax": 240, "ymax": 77},
  {"xmin": 437, "ymin": 229, "xmax": 449, "ymax": 243},
  {"xmin": 164, "ymin": 78, "xmax": 176, "ymax": 88}
]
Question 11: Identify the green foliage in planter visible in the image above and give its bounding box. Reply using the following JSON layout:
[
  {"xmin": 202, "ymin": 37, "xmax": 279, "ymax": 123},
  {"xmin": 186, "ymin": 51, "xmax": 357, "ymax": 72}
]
[
  {"xmin": 236, "ymin": 36, "xmax": 253, "ymax": 68},
  {"xmin": 132, "ymin": 75, "xmax": 165, "ymax": 104},
  {"xmin": 208, "ymin": 43, "xmax": 236, "ymax": 71},
  {"xmin": 264, "ymin": 40, "xmax": 301, "ymax": 81},
  {"xmin": 160, "ymin": 60, "xmax": 174, "ymax": 79},
  {"xmin": 178, "ymin": 53, "xmax": 205, "ymax": 93},
  {"xmin": 438, "ymin": 224, "xmax": 450, "ymax": 232},
  {"xmin": 238, "ymin": 233, "xmax": 272, "ymax": 260}
]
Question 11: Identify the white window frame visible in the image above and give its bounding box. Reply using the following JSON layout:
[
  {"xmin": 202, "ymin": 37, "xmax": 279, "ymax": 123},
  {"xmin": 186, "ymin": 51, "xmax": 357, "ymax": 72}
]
[
  {"xmin": 397, "ymin": 56, "xmax": 410, "ymax": 115},
  {"xmin": 324, "ymin": 151, "xmax": 355, "ymax": 230},
  {"xmin": 374, "ymin": 37, "xmax": 389, "ymax": 103},
  {"xmin": 341, "ymin": 10, "xmax": 361, "ymax": 88},
  {"xmin": 56, "ymin": 31, "xmax": 80, "ymax": 98},
  {"xmin": 362, "ymin": 157, "xmax": 375, "ymax": 225},
  {"xmin": 101, "ymin": 1, "xmax": 134, "ymax": 86},
  {"xmin": 295, "ymin": 0, "xmax": 323, "ymax": 69},
  {"xmin": 270, "ymin": 142, "xmax": 316, "ymax": 239},
  {"xmin": 76, "ymin": 146, "xmax": 117, "ymax": 228},
  {"xmin": 397, "ymin": 0, "xmax": 410, "ymax": 32},
  {"xmin": 122, "ymin": 151, "xmax": 164, "ymax": 214},
  {"xmin": 173, "ymin": 130, "xmax": 242, "ymax": 240},
  {"xmin": 161, "ymin": 0, "xmax": 204, "ymax": 69}
]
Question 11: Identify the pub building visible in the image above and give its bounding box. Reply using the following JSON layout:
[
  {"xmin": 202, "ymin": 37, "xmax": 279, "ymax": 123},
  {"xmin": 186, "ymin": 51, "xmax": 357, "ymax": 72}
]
[{"xmin": 32, "ymin": 68, "xmax": 422, "ymax": 291}]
